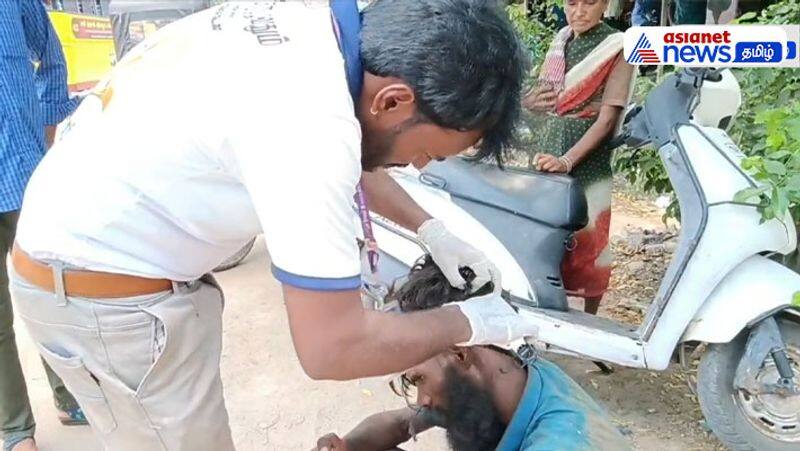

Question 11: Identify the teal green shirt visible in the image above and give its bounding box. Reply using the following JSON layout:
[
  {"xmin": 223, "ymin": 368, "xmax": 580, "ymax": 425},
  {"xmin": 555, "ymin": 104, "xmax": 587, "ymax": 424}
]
[{"xmin": 496, "ymin": 359, "xmax": 631, "ymax": 451}]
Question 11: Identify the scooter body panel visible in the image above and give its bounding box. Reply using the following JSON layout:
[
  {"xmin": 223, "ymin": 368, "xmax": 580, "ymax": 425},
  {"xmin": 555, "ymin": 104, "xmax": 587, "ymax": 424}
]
[
  {"xmin": 680, "ymin": 126, "xmax": 796, "ymax": 253},
  {"xmin": 639, "ymin": 125, "xmax": 797, "ymax": 370},
  {"xmin": 421, "ymin": 159, "xmax": 588, "ymax": 309},
  {"xmin": 681, "ymin": 255, "xmax": 800, "ymax": 344},
  {"xmin": 518, "ymin": 306, "xmax": 647, "ymax": 368},
  {"xmin": 376, "ymin": 167, "xmax": 535, "ymax": 300}
]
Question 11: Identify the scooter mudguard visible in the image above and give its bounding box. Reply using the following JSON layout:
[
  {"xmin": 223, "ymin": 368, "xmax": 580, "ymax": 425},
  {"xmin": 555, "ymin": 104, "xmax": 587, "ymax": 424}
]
[{"xmin": 682, "ymin": 255, "xmax": 800, "ymax": 344}]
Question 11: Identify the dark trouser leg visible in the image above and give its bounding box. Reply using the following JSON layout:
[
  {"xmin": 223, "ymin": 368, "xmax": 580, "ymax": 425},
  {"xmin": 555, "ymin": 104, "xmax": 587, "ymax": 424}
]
[
  {"xmin": 0, "ymin": 211, "xmax": 34, "ymax": 450},
  {"xmin": 0, "ymin": 211, "xmax": 80, "ymax": 450},
  {"xmin": 584, "ymin": 296, "xmax": 602, "ymax": 315},
  {"xmin": 41, "ymin": 357, "xmax": 79, "ymax": 413},
  {"xmin": 674, "ymin": 0, "xmax": 708, "ymax": 24}
]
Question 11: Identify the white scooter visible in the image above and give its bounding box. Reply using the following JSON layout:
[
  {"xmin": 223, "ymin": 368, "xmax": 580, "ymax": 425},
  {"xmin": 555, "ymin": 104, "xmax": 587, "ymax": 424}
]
[{"xmin": 362, "ymin": 68, "xmax": 800, "ymax": 450}]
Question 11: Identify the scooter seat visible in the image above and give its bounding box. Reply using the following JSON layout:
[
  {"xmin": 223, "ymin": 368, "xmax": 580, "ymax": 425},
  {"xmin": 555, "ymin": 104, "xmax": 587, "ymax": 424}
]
[{"xmin": 421, "ymin": 158, "xmax": 588, "ymax": 231}]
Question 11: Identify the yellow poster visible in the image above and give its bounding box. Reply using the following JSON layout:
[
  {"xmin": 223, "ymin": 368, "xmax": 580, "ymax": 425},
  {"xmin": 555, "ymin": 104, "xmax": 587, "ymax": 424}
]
[{"xmin": 48, "ymin": 11, "xmax": 115, "ymax": 92}]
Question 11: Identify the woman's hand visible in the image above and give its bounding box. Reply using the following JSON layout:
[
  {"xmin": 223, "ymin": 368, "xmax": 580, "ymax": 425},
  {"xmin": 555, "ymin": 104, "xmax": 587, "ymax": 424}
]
[
  {"xmin": 522, "ymin": 84, "xmax": 557, "ymax": 112},
  {"xmin": 534, "ymin": 153, "xmax": 571, "ymax": 173}
]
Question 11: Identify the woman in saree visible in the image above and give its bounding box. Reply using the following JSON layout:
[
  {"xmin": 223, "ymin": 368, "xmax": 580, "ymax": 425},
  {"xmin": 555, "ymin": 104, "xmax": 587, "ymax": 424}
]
[{"xmin": 522, "ymin": 0, "xmax": 634, "ymax": 314}]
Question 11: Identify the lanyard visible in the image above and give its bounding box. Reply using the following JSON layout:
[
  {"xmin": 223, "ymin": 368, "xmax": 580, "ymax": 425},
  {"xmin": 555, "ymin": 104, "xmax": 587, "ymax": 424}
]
[
  {"xmin": 330, "ymin": 0, "xmax": 379, "ymax": 274},
  {"xmin": 355, "ymin": 183, "xmax": 379, "ymax": 273}
]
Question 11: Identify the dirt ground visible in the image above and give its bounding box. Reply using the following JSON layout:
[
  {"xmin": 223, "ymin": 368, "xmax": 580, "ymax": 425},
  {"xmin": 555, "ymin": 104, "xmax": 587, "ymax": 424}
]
[{"xmin": 12, "ymin": 193, "xmax": 725, "ymax": 451}]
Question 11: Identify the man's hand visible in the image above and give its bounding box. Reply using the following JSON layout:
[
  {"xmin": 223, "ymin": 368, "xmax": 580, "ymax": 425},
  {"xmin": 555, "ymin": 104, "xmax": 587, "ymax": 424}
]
[
  {"xmin": 360, "ymin": 172, "xmax": 499, "ymax": 292},
  {"xmin": 312, "ymin": 433, "xmax": 349, "ymax": 451},
  {"xmin": 311, "ymin": 408, "xmax": 428, "ymax": 451},
  {"xmin": 445, "ymin": 271, "xmax": 539, "ymax": 347},
  {"xmin": 417, "ymin": 218, "xmax": 497, "ymax": 292}
]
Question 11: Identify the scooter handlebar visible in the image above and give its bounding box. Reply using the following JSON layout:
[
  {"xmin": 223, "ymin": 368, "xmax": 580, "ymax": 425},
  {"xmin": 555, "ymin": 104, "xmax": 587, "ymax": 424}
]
[{"xmin": 606, "ymin": 67, "xmax": 720, "ymax": 151}]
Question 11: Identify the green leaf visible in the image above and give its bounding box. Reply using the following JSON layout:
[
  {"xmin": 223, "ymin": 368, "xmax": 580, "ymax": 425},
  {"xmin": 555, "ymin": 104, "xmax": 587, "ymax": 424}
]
[
  {"xmin": 767, "ymin": 150, "xmax": 792, "ymax": 160},
  {"xmin": 793, "ymin": 291, "xmax": 800, "ymax": 307},
  {"xmin": 736, "ymin": 11, "xmax": 758, "ymax": 22},
  {"xmin": 766, "ymin": 133, "xmax": 786, "ymax": 150},
  {"xmin": 764, "ymin": 159, "xmax": 788, "ymax": 175},
  {"xmin": 787, "ymin": 174, "xmax": 800, "ymax": 190},
  {"xmin": 734, "ymin": 186, "xmax": 769, "ymax": 202},
  {"xmin": 787, "ymin": 118, "xmax": 800, "ymax": 142},
  {"xmin": 764, "ymin": 205, "xmax": 776, "ymax": 220},
  {"xmin": 774, "ymin": 187, "xmax": 789, "ymax": 216}
]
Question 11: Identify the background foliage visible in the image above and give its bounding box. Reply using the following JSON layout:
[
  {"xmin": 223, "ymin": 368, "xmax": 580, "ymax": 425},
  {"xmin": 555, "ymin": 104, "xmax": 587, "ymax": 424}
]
[
  {"xmin": 505, "ymin": 1, "xmax": 558, "ymax": 88},
  {"xmin": 729, "ymin": 0, "xmax": 800, "ymax": 224}
]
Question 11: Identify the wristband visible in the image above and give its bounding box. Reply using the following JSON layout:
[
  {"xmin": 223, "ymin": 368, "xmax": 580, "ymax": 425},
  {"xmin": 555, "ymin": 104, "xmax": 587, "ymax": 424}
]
[{"xmin": 558, "ymin": 155, "xmax": 574, "ymax": 173}]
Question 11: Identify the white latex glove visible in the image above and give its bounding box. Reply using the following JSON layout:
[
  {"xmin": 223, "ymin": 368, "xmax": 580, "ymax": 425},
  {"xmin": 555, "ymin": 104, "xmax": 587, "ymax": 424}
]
[
  {"xmin": 444, "ymin": 270, "xmax": 539, "ymax": 347},
  {"xmin": 417, "ymin": 218, "xmax": 498, "ymax": 292}
]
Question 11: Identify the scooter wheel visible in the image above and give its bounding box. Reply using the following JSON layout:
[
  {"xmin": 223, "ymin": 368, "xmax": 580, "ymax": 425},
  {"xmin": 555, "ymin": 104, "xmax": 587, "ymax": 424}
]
[
  {"xmin": 213, "ymin": 238, "xmax": 257, "ymax": 272},
  {"xmin": 697, "ymin": 317, "xmax": 800, "ymax": 450}
]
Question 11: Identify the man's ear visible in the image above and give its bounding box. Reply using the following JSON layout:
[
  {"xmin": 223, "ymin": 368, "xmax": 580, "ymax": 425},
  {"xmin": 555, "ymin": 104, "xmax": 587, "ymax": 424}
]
[
  {"xmin": 369, "ymin": 83, "xmax": 416, "ymax": 116},
  {"xmin": 447, "ymin": 347, "xmax": 475, "ymax": 369}
]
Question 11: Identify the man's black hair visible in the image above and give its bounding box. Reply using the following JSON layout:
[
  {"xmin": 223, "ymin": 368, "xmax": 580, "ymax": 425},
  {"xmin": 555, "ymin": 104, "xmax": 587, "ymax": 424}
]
[
  {"xmin": 387, "ymin": 255, "xmax": 509, "ymax": 451},
  {"xmin": 387, "ymin": 254, "xmax": 495, "ymax": 312},
  {"xmin": 361, "ymin": 0, "xmax": 529, "ymax": 164}
]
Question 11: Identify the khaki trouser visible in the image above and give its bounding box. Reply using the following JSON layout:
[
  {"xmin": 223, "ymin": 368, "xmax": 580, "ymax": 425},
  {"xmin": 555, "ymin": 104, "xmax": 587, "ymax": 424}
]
[
  {"xmin": 1, "ymin": 212, "xmax": 78, "ymax": 451},
  {"xmin": 9, "ymin": 267, "xmax": 234, "ymax": 451}
]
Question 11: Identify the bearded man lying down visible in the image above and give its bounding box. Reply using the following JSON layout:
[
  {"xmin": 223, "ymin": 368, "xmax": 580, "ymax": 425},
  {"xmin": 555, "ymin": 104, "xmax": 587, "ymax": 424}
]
[{"xmin": 313, "ymin": 255, "xmax": 631, "ymax": 451}]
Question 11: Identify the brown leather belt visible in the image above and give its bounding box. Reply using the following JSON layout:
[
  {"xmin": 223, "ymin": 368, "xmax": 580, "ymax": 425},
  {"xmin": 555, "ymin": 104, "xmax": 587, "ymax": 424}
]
[{"xmin": 11, "ymin": 245, "xmax": 173, "ymax": 299}]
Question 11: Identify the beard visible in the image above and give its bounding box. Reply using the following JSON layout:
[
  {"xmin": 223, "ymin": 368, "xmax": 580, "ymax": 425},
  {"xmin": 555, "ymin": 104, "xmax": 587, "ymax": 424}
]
[
  {"xmin": 360, "ymin": 127, "xmax": 396, "ymax": 171},
  {"xmin": 439, "ymin": 366, "xmax": 507, "ymax": 451},
  {"xmin": 360, "ymin": 116, "xmax": 425, "ymax": 171}
]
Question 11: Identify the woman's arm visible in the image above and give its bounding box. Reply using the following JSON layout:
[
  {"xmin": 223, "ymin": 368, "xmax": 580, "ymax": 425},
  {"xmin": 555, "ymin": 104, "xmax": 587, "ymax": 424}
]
[
  {"xmin": 562, "ymin": 55, "xmax": 634, "ymax": 166},
  {"xmin": 561, "ymin": 104, "xmax": 623, "ymax": 165},
  {"xmin": 536, "ymin": 105, "xmax": 623, "ymax": 173},
  {"xmin": 538, "ymin": 56, "xmax": 634, "ymax": 173}
]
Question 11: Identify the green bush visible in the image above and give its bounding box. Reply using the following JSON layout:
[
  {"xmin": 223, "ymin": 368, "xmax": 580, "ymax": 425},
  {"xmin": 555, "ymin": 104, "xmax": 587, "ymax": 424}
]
[
  {"xmin": 735, "ymin": 104, "xmax": 800, "ymax": 222},
  {"xmin": 505, "ymin": 1, "xmax": 557, "ymax": 86},
  {"xmin": 730, "ymin": 0, "xmax": 800, "ymax": 224},
  {"xmin": 736, "ymin": 0, "xmax": 800, "ymax": 24}
]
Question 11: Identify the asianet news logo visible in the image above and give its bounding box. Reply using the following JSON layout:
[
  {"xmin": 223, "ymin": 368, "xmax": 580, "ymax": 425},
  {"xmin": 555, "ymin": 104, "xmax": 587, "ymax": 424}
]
[{"xmin": 624, "ymin": 25, "xmax": 799, "ymax": 67}]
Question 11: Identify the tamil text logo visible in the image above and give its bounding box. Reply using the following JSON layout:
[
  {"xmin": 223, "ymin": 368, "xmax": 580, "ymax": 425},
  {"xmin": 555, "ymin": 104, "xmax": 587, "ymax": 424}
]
[{"xmin": 623, "ymin": 26, "xmax": 799, "ymax": 68}]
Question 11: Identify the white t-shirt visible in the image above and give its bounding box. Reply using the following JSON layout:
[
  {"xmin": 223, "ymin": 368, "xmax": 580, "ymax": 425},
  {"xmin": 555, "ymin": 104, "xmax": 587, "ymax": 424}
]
[{"xmin": 17, "ymin": 2, "xmax": 363, "ymax": 290}]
